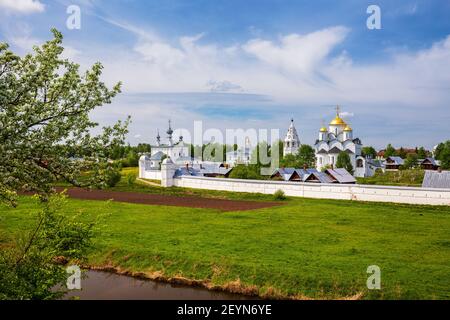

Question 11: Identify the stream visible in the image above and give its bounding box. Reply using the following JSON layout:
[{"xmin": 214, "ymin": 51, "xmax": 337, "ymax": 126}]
[{"xmin": 64, "ymin": 270, "xmax": 256, "ymax": 300}]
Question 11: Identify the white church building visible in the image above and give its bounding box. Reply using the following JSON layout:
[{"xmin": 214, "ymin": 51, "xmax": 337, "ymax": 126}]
[{"xmin": 314, "ymin": 107, "xmax": 379, "ymax": 178}]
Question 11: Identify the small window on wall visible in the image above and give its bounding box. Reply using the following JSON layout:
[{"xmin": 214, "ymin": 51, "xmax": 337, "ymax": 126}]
[{"xmin": 357, "ymin": 159, "xmax": 364, "ymax": 168}]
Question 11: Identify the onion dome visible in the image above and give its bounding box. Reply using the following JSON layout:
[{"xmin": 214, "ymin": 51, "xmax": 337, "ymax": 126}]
[{"xmin": 344, "ymin": 125, "xmax": 353, "ymax": 131}]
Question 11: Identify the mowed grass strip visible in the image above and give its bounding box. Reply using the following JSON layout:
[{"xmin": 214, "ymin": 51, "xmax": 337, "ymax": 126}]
[{"xmin": 0, "ymin": 195, "xmax": 449, "ymax": 299}]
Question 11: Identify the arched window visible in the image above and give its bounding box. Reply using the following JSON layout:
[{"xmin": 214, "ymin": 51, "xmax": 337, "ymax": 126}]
[
  {"xmin": 357, "ymin": 159, "xmax": 364, "ymax": 168},
  {"xmin": 287, "ymin": 142, "xmax": 290, "ymax": 147}
]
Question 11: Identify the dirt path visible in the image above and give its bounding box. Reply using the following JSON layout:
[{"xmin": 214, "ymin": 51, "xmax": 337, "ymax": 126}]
[
  {"xmin": 55, "ymin": 188, "xmax": 281, "ymax": 212},
  {"xmin": 136, "ymin": 178, "xmax": 160, "ymax": 187}
]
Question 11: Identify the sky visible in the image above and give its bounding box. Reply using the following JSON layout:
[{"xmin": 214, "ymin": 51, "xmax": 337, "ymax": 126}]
[{"xmin": 0, "ymin": 0, "xmax": 449, "ymax": 149}]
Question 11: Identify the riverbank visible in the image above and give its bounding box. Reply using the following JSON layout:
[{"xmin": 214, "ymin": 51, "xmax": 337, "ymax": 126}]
[{"xmin": 2, "ymin": 195, "xmax": 450, "ymax": 300}]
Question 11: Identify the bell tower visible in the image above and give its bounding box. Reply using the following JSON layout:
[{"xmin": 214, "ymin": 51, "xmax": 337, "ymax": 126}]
[{"xmin": 283, "ymin": 118, "xmax": 301, "ymax": 156}]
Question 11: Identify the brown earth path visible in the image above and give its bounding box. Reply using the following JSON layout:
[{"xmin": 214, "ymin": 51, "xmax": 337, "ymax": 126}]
[{"xmin": 54, "ymin": 188, "xmax": 281, "ymax": 212}]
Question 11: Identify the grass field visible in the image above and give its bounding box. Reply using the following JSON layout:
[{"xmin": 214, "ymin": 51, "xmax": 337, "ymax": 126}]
[
  {"xmin": 356, "ymin": 169, "xmax": 425, "ymax": 187},
  {"xmin": 1, "ymin": 189, "xmax": 449, "ymax": 299}
]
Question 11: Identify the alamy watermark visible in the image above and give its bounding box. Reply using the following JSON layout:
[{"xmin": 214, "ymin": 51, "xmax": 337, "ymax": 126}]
[
  {"xmin": 367, "ymin": 5, "xmax": 381, "ymax": 30},
  {"xmin": 66, "ymin": 265, "xmax": 81, "ymax": 290},
  {"xmin": 366, "ymin": 265, "xmax": 381, "ymax": 290},
  {"xmin": 66, "ymin": 5, "xmax": 81, "ymax": 30},
  {"xmin": 172, "ymin": 121, "xmax": 281, "ymax": 175}
]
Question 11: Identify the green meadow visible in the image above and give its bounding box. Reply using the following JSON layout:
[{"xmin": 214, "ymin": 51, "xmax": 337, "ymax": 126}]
[{"xmin": 1, "ymin": 188, "xmax": 449, "ymax": 299}]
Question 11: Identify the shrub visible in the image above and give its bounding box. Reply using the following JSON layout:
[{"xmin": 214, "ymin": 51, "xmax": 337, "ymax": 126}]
[
  {"xmin": 274, "ymin": 189, "xmax": 287, "ymax": 201},
  {"xmin": 228, "ymin": 165, "xmax": 265, "ymax": 180},
  {"xmin": 127, "ymin": 173, "xmax": 136, "ymax": 186},
  {"xmin": 106, "ymin": 169, "xmax": 122, "ymax": 187}
]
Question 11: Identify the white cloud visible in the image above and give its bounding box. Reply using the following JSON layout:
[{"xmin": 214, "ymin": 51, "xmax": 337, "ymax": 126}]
[
  {"xmin": 81, "ymin": 20, "xmax": 450, "ymax": 115},
  {"xmin": 206, "ymin": 80, "xmax": 244, "ymax": 93},
  {"xmin": 339, "ymin": 112, "xmax": 354, "ymax": 118},
  {"xmin": 7, "ymin": 16, "xmax": 448, "ymax": 147},
  {"xmin": 0, "ymin": 0, "xmax": 45, "ymax": 14},
  {"xmin": 242, "ymin": 26, "xmax": 349, "ymax": 75}
]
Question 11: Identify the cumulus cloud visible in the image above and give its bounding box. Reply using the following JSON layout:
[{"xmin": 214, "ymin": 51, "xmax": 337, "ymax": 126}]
[
  {"xmin": 8, "ymin": 17, "xmax": 448, "ymax": 147},
  {"xmin": 0, "ymin": 0, "xmax": 45, "ymax": 14},
  {"xmin": 242, "ymin": 26, "xmax": 349, "ymax": 75}
]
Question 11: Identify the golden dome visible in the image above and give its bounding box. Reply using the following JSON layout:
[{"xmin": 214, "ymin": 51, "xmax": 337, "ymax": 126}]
[
  {"xmin": 329, "ymin": 116, "xmax": 347, "ymax": 126},
  {"xmin": 343, "ymin": 125, "xmax": 353, "ymax": 131},
  {"xmin": 329, "ymin": 105, "xmax": 347, "ymax": 126},
  {"xmin": 320, "ymin": 127, "xmax": 328, "ymax": 132}
]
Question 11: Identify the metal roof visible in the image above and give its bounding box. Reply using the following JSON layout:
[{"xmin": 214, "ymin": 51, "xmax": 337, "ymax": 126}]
[
  {"xmin": 174, "ymin": 167, "xmax": 201, "ymax": 177},
  {"xmin": 149, "ymin": 151, "xmax": 166, "ymax": 161},
  {"xmin": 422, "ymin": 170, "xmax": 450, "ymax": 189},
  {"xmin": 271, "ymin": 168, "xmax": 297, "ymax": 181},
  {"xmin": 305, "ymin": 171, "xmax": 335, "ymax": 183},
  {"xmin": 326, "ymin": 168, "xmax": 357, "ymax": 184},
  {"xmin": 386, "ymin": 156, "xmax": 404, "ymax": 165},
  {"xmin": 421, "ymin": 157, "xmax": 439, "ymax": 166}
]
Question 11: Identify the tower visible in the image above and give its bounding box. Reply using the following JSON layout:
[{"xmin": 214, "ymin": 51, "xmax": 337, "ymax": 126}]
[
  {"xmin": 319, "ymin": 120, "xmax": 328, "ymax": 141},
  {"xmin": 343, "ymin": 125, "xmax": 353, "ymax": 140},
  {"xmin": 283, "ymin": 118, "xmax": 301, "ymax": 156},
  {"xmin": 156, "ymin": 129, "xmax": 161, "ymax": 146},
  {"xmin": 166, "ymin": 120, "xmax": 174, "ymax": 147}
]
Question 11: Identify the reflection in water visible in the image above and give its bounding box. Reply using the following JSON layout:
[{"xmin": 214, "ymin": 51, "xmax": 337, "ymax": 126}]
[{"xmin": 65, "ymin": 271, "xmax": 256, "ymax": 300}]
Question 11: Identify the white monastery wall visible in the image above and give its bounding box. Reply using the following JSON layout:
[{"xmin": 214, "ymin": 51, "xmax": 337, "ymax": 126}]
[
  {"xmin": 172, "ymin": 176, "xmax": 450, "ymax": 206},
  {"xmin": 140, "ymin": 170, "xmax": 161, "ymax": 180}
]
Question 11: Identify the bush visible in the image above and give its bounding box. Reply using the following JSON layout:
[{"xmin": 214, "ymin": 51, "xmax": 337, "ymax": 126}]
[
  {"xmin": 228, "ymin": 165, "xmax": 265, "ymax": 180},
  {"xmin": 274, "ymin": 189, "xmax": 287, "ymax": 201},
  {"xmin": 106, "ymin": 169, "xmax": 122, "ymax": 187},
  {"xmin": 127, "ymin": 173, "xmax": 136, "ymax": 186}
]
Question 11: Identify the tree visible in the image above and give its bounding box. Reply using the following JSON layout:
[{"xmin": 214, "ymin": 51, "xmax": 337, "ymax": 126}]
[
  {"xmin": 279, "ymin": 154, "xmax": 298, "ymax": 168},
  {"xmin": 251, "ymin": 142, "xmax": 270, "ymax": 167},
  {"xmin": 278, "ymin": 144, "xmax": 315, "ymax": 169},
  {"xmin": 336, "ymin": 151, "xmax": 354, "ymax": 174},
  {"xmin": 271, "ymin": 140, "xmax": 284, "ymax": 168},
  {"xmin": 136, "ymin": 143, "xmax": 151, "ymax": 154},
  {"xmin": 403, "ymin": 154, "xmax": 418, "ymax": 169},
  {"xmin": 416, "ymin": 147, "xmax": 428, "ymax": 159},
  {"xmin": 362, "ymin": 146, "xmax": 377, "ymax": 159},
  {"xmin": 297, "ymin": 145, "xmax": 316, "ymax": 168},
  {"xmin": 435, "ymin": 140, "xmax": 450, "ymax": 170},
  {"xmin": 397, "ymin": 147, "xmax": 407, "ymax": 159},
  {"xmin": 0, "ymin": 30, "xmax": 128, "ymax": 299},
  {"xmin": 385, "ymin": 144, "xmax": 396, "ymax": 158}
]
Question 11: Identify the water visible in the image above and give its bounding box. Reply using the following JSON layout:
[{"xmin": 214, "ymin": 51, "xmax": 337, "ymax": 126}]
[{"xmin": 64, "ymin": 271, "xmax": 256, "ymax": 300}]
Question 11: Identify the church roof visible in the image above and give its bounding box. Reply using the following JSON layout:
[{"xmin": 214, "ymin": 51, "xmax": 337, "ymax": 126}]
[
  {"xmin": 330, "ymin": 116, "xmax": 347, "ymax": 126},
  {"xmin": 329, "ymin": 106, "xmax": 347, "ymax": 126},
  {"xmin": 285, "ymin": 119, "xmax": 300, "ymax": 143},
  {"xmin": 328, "ymin": 146, "xmax": 343, "ymax": 154}
]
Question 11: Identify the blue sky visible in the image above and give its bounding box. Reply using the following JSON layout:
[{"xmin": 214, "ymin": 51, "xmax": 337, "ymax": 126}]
[{"xmin": 1, "ymin": 0, "xmax": 450, "ymax": 149}]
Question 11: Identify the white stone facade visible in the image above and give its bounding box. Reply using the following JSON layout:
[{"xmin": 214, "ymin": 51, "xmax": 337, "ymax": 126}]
[{"xmin": 283, "ymin": 119, "xmax": 301, "ymax": 156}]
